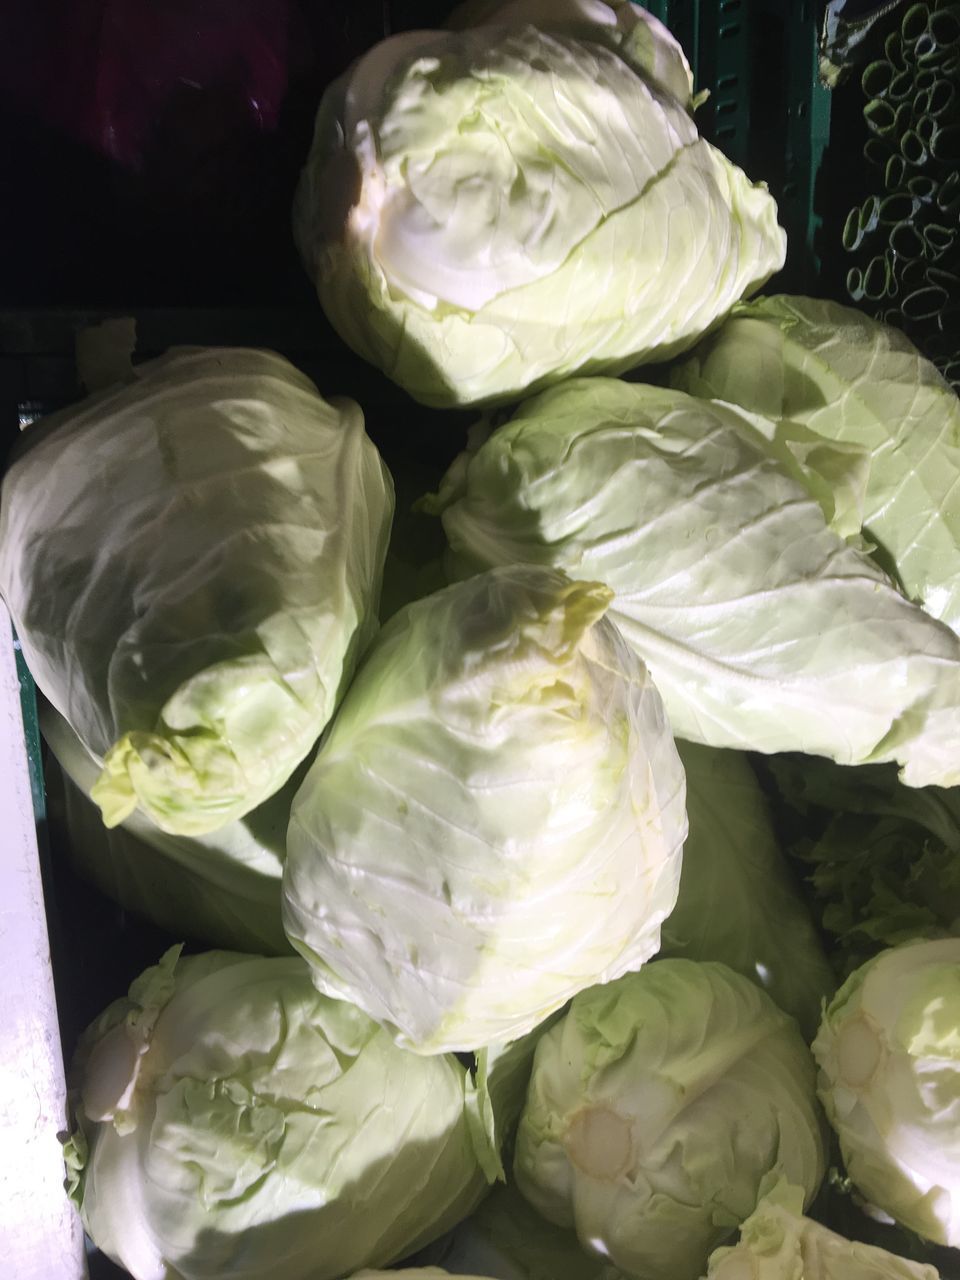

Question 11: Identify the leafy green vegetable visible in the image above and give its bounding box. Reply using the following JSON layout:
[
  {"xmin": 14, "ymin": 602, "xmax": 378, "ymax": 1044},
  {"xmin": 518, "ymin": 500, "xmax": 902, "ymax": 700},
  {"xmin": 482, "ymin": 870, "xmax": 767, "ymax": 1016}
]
[
  {"xmin": 42, "ymin": 702, "xmax": 292, "ymax": 955},
  {"xmin": 294, "ymin": 24, "xmax": 785, "ymax": 407},
  {"xmin": 812, "ymin": 938, "xmax": 960, "ymax": 1248},
  {"xmin": 514, "ymin": 959, "xmax": 828, "ymax": 1280},
  {"xmin": 282, "ymin": 565, "xmax": 687, "ymax": 1054},
  {"xmin": 68, "ymin": 947, "xmax": 496, "ymax": 1280},
  {"xmin": 0, "ymin": 348, "xmax": 393, "ymax": 836},
  {"xmin": 429, "ymin": 376, "xmax": 960, "ymax": 788},
  {"xmin": 669, "ymin": 295, "xmax": 960, "ymax": 632},
  {"xmin": 705, "ymin": 1178, "xmax": 941, "ymax": 1278},
  {"xmin": 661, "ymin": 742, "xmax": 835, "ymax": 1039},
  {"xmin": 762, "ymin": 755, "xmax": 960, "ymax": 977}
]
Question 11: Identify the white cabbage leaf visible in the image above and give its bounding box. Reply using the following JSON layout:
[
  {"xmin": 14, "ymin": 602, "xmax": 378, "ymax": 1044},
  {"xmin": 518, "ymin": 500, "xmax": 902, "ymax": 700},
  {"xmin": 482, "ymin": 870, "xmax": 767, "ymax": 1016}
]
[
  {"xmin": 704, "ymin": 1179, "xmax": 941, "ymax": 1279},
  {"xmin": 514, "ymin": 959, "xmax": 828, "ymax": 1280},
  {"xmin": 293, "ymin": 24, "xmax": 785, "ymax": 408},
  {"xmin": 669, "ymin": 295, "xmax": 960, "ymax": 632},
  {"xmin": 429, "ymin": 377, "xmax": 960, "ymax": 788},
  {"xmin": 812, "ymin": 937, "xmax": 960, "ymax": 1247},
  {"xmin": 282, "ymin": 564, "xmax": 687, "ymax": 1054},
  {"xmin": 67, "ymin": 948, "xmax": 496, "ymax": 1280},
  {"xmin": 0, "ymin": 347, "xmax": 393, "ymax": 836}
]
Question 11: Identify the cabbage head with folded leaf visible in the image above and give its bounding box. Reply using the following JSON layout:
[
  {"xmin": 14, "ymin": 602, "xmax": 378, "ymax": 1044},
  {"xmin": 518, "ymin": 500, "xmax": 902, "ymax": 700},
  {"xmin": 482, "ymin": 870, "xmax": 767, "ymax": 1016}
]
[
  {"xmin": 294, "ymin": 20, "xmax": 785, "ymax": 407},
  {"xmin": 0, "ymin": 347, "xmax": 393, "ymax": 837}
]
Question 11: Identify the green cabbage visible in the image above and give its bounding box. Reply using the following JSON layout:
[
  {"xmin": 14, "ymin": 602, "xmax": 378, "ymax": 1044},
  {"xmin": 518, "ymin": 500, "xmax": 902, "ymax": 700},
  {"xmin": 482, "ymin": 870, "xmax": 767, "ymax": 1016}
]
[
  {"xmin": 42, "ymin": 702, "xmax": 291, "ymax": 955},
  {"xmin": 282, "ymin": 565, "xmax": 687, "ymax": 1054},
  {"xmin": 293, "ymin": 24, "xmax": 785, "ymax": 408},
  {"xmin": 812, "ymin": 938, "xmax": 960, "ymax": 1248},
  {"xmin": 669, "ymin": 295, "xmax": 960, "ymax": 632},
  {"xmin": 705, "ymin": 1180, "xmax": 942, "ymax": 1279},
  {"xmin": 661, "ymin": 742, "xmax": 834, "ymax": 1039},
  {"xmin": 429, "ymin": 377, "xmax": 960, "ymax": 787},
  {"xmin": 67, "ymin": 947, "xmax": 495, "ymax": 1280},
  {"xmin": 514, "ymin": 959, "xmax": 827, "ymax": 1280},
  {"xmin": 0, "ymin": 347, "xmax": 393, "ymax": 836}
]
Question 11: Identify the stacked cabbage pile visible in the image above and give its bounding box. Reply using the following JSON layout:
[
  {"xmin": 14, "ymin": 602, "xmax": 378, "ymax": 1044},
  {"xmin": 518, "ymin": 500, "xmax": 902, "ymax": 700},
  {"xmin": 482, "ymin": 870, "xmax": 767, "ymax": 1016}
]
[{"xmin": 2, "ymin": 4, "xmax": 959, "ymax": 1279}]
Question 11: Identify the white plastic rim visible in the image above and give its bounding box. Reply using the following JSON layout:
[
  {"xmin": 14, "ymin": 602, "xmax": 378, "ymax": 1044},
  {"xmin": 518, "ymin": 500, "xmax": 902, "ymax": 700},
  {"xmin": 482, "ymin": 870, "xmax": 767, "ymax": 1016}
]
[{"xmin": 0, "ymin": 601, "xmax": 87, "ymax": 1279}]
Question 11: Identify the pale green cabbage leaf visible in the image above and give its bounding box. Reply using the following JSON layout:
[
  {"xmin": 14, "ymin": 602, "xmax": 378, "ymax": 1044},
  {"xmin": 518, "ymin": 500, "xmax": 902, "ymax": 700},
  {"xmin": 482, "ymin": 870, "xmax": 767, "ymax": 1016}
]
[
  {"xmin": 42, "ymin": 702, "xmax": 291, "ymax": 954},
  {"xmin": 514, "ymin": 959, "xmax": 828, "ymax": 1280},
  {"xmin": 704, "ymin": 1179, "xmax": 941, "ymax": 1279},
  {"xmin": 282, "ymin": 565, "xmax": 687, "ymax": 1054},
  {"xmin": 293, "ymin": 25, "xmax": 785, "ymax": 408},
  {"xmin": 0, "ymin": 347, "xmax": 393, "ymax": 836},
  {"xmin": 429, "ymin": 377, "xmax": 960, "ymax": 788},
  {"xmin": 661, "ymin": 742, "xmax": 834, "ymax": 1040},
  {"xmin": 68, "ymin": 947, "xmax": 496, "ymax": 1280},
  {"xmin": 669, "ymin": 295, "xmax": 960, "ymax": 632},
  {"xmin": 812, "ymin": 937, "xmax": 960, "ymax": 1248}
]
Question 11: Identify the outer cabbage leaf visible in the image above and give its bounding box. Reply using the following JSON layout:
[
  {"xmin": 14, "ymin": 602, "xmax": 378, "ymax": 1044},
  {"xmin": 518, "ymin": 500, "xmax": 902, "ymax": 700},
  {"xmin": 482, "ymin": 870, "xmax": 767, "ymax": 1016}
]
[
  {"xmin": 42, "ymin": 702, "xmax": 291, "ymax": 954},
  {"xmin": 430, "ymin": 377, "xmax": 960, "ymax": 788},
  {"xmin": 282, "ymin": 565, "xmax": 687, "ymax": 1054},
  {"xmin": 69, "ymin": 948, "xmax": 495, "ymax": 1280},
  {"xmin": 704, "ymin": 1179, "xmax": 941, "ymax": 1279},
  {"xmin": 763, "ymin": 755, "xmax": 960, "ymax": 978},
  {"xmin": 514, "ymin": 959, "xmax": 827, "ymax": 1280},
  {"xmin": 293, "ymin": 25, "xmax": 785, "ymax": 408},
  {"xmin": 661, "ymin": 742, "xmax": 834, "ymax": 1039},
  {"xmin": 669, "ymin": 295, "xmax": 960, "ymax": 631},
  {"xmin": 812, "ymin": 938, "xmax": 960, "ymax": 1248},
  {"xmin": 445, "ymin": 0, "xmax": 697, "ymax": 110},
  {"xmin": 0, "ymin": 347, "xmax": 393, "ymax": 836}
]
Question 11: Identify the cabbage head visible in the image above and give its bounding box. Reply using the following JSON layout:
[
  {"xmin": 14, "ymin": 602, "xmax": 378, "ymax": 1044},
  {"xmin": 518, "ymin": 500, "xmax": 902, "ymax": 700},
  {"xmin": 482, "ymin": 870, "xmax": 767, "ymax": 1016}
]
[
  {"xmin": 514, "ymin": 959, "xmax": 827, "ymax": 1280},
  {"xmin": 670, "ymin": 295, "xmax": 960, "ymax": 632},
  {"xmin": 0, "ymin": 348, "xmax": 393, "ymax": 836},
  {"xmin": 66, "ymin": 947, "xmax": 495, "ymax": 1280},
  {"xmin": 812, "ymin": 937, "xmax": 960, "ymax": 1247},
  {"xmin": 282, "ymin": 564, "xmax": 687, "ymax": 1054},
  {"xmin": 293, "ymin": 24, "xmax": 785, "ymax": 408},
  {"xmin": 705, "ymin": 1180, "xmax": 941, "ymax": 1280},
  {"xmin": 661, "ymin": 742, "xmax": 834, "ymax": 1039},
  {"xmin": 42, "ymin": 702, "xmax": 291, "ymax": 955},
  {"xmin": 429, "ymin": 377, "xmax": 960, "ymax": 788}
]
